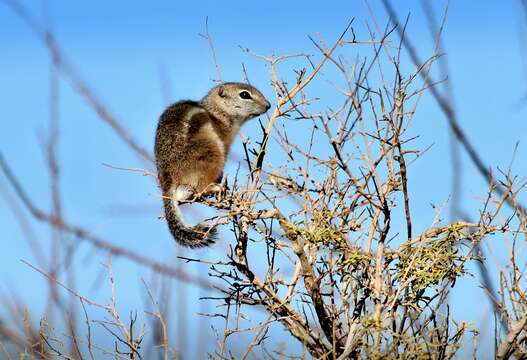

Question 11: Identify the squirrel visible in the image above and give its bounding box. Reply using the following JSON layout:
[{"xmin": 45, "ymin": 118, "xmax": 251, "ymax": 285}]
[{"xmin": 154, "ymin": 82, "xmax": 271, "ymax": 248}]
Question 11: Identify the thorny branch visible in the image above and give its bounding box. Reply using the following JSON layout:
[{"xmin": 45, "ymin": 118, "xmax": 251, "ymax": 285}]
[{"xmin": 381, "ymin": 0, "xmax": 527, "ymax": 220}]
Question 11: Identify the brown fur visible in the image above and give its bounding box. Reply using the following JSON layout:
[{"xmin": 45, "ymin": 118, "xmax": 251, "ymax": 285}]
[{"xmin": 155, "ymin": 83, "xmax": 271, "ymax": 247}]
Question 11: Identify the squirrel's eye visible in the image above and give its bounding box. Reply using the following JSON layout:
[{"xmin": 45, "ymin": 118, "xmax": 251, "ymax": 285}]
[{"xmin": 239, "ymin": 91, "xmax": 252, "ymax": 100}]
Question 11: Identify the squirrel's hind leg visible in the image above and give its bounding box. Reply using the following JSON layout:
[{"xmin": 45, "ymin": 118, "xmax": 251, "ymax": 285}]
[{"xmin": 171, "ymin": 185, "xmax": 195, "ymax": 204}]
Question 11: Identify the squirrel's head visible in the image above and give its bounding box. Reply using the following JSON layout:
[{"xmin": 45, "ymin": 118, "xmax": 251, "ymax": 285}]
[{"xmin": 202, "ymin": 82, "xmax": 271, "ymax": 124}]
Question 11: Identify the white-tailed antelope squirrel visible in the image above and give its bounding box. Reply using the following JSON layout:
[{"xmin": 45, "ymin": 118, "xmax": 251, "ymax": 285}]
[{"xmin": 154, "ymin": 82, "xmax": 271, "ymax": 248}]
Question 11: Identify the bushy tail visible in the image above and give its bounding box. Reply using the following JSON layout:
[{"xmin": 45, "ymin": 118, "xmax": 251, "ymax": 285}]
[{"xmin": 162, "ymin": 194, "xmax": 217, "ymax": 248}]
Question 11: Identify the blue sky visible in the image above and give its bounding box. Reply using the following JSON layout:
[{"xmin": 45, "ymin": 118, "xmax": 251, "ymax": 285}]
[{"xmin": 1, "ymin": 0, "xmax": 526, "ymax": 357}]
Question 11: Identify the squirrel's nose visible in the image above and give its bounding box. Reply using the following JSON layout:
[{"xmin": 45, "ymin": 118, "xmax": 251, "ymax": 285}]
[{"xmin": 265, "ymin": 101, "xmax": 271, "ymax": 111}]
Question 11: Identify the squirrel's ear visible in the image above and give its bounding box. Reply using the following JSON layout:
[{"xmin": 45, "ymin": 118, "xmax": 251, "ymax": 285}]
[{"xmin": 218, "ymin": 86, "xmax": 226, "ymax": 98}]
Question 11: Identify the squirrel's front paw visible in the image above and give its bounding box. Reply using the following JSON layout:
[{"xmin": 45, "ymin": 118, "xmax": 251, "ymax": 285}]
[{"xmin": 200, "ymin": 183, "xmax": 223, "ymax": 199}]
